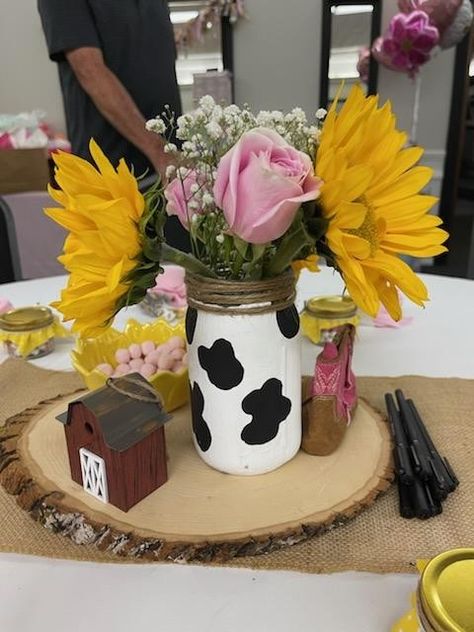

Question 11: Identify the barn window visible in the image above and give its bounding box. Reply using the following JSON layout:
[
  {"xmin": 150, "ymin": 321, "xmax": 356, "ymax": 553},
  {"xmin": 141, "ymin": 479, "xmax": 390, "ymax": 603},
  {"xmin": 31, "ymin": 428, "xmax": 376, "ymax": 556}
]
[
  {"xmin": 79, "ymin": 448, "xmax": 108, "ymax": 503},
  {"xmin": 84, "ymin": 422, "xmax": 94, "ymax": 434}
]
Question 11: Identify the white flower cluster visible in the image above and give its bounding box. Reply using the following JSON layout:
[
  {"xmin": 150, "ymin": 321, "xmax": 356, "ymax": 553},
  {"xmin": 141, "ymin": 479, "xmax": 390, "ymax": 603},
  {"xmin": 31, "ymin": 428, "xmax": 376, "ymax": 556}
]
[
  {"xmin": 145, "ymin": 117, "xmax": 166, "ymax": 135},
  {"xmin": 147, "ymin": 95, "xmax": 323, "ymax": 166}
]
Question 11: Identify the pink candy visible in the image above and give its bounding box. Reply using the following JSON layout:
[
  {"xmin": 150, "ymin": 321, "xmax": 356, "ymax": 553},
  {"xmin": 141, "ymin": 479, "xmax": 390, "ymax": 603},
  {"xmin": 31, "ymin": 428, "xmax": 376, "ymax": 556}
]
[
  {"xmin": 129, "ymin": 358, "xmax": 145, "ymax": 371},
  {"xmin": 141, "ymin": 340, "xmax": 155, "ymax": 355},
  {"xmin": 115, "ymin": 348, "xmax": 130, "ymax": 364},
  {"xmin": 140, "ymin": 363, "xmax": 156, "ymax": 378},
  {"xmin": 129, "ymin": 343, "xmax": 142, "ymax": 359},
  {"xmin": 97, "ymin": 363, "xmax": 113, "ymax": 377},
  {"xmin": 94, "ymin": 336, "xmax": 188, "ymax": 383}
]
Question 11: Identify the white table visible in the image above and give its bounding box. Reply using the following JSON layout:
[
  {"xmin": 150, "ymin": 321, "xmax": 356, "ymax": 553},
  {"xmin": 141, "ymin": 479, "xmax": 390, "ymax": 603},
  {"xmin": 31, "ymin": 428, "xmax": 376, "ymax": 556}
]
[{"xmin": 1, "ymin": 268, "xmax": 473, "ymax": 632}]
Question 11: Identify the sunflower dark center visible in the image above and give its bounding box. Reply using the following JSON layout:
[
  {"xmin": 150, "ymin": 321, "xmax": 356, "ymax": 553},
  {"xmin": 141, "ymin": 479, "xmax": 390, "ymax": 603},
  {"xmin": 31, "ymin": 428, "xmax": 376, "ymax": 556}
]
[{"xmin": 348, "ymin": 201, "xmax": 379, "ymax": 256}]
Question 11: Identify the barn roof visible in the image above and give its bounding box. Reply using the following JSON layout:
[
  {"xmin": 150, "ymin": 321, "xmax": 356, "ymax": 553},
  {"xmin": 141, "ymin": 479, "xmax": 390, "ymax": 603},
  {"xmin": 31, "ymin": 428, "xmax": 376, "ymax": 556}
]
[{"xmin": 56, "ymin": 373, "xmax": 171, "ymax": 452}]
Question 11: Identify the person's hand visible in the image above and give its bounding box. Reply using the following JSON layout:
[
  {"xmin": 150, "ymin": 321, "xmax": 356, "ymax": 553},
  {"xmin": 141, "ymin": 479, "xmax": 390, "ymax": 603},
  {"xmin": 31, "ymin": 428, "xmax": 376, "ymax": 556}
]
[
  {"xmin": 144, "ymin": 132, "xmax": 179, "ymax": 185},
  {"xmin": 152, "ymin": 152, "xmax": 179, "ymax": 186}
]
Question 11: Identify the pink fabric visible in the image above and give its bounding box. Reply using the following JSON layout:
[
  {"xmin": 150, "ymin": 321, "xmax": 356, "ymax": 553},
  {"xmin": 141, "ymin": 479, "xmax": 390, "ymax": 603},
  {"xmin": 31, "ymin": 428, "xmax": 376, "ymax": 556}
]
[
  {"xmin": 213, "ymin": 128, "xmax": 322, "ymax": 244},
  {"xmin": 0, "ymin": 298, "xmax": 13, "ymax": 314},
  {"xmin": 311, "ymin": 328, "xmax": 357, "ymax": 425},
  {"xmin": 374, "ymin": 306, "xmax": 414, "ymax": 328},
  {"xmin": 149, "ymin": 265, "xmax": 187, "ymax": 308}
]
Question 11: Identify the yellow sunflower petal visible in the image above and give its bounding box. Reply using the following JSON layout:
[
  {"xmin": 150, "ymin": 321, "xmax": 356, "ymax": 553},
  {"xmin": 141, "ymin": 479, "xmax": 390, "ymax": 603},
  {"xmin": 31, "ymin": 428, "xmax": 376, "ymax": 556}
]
[
  {"xmin": 45, "ymin": 140, "xmax": 146, "ymax": 336},
  {"xmin": 317, "ymin": 84, "xmax": 448, "ymax": 318},
  {"xmin": 371, "ymin": 167, "xmax": 433, "ymax": 206}
]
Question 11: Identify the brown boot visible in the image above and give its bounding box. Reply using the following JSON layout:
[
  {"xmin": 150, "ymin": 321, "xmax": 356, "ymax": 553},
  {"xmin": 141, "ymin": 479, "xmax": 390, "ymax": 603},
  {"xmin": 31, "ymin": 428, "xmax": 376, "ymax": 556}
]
[{"xmin": 302, "ymin": 326, "xmax": 357, "ymax": 456}]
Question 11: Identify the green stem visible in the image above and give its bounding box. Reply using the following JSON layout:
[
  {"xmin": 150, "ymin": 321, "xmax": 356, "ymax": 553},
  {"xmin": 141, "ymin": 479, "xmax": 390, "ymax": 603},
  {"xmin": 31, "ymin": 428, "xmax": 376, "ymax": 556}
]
[
  {"xmin": 264, "ymin": 225, "xmax": 308, "ymax": 277},
  {"xmin": 162, "ymin": 244, "xmax": 217, "ymax": 278}
]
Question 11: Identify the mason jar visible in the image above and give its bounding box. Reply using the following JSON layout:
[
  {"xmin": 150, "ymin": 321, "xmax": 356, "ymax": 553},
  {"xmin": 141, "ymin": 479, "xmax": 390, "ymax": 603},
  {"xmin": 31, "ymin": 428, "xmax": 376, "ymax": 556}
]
[
  {"xmin": 392, "ymin": 548, "xmax": 474, "ymax": 632},
  {"xmin": 0, "ymin": 306, "xmax": 56, "ymax": 359},
  {"xmin": 300, "ymin": 295, "xmax": 359, "ymax": 345}
]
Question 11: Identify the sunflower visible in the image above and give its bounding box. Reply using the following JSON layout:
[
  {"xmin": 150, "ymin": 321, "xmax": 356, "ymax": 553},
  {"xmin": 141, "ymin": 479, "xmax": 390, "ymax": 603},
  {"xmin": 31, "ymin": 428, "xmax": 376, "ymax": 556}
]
[
  {"xmin": 291, "ymin": 254, "xmax": 320, "ymax": 278},
  {"xmin": 45, "ymin": 139, "xmax": 145, "ymax": 337},
  {"xmin": 316, "ymin": 84, "xmax": 448, "ymax": 320}
]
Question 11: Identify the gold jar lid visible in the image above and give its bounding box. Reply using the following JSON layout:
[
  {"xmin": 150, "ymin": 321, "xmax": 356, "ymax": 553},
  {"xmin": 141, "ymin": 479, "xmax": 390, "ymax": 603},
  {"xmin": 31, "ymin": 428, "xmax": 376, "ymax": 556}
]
[
  {"xmin": 0, "ymin": 306, "xmax": 54, "ymax": 332},
  {"xmin": 419, "ymin": 548, "xmax": 474, "ymax": 631},
  {"xmin": 304, "ymin": 295, "xmax": 357, "ymax": 319}
]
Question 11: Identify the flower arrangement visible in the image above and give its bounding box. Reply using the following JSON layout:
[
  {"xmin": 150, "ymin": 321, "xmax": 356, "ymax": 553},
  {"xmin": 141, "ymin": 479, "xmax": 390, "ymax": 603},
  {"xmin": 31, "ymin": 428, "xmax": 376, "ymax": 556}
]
[{"xmin": 47, "ymin": 85, "xmax": 448, "ymax": 337}]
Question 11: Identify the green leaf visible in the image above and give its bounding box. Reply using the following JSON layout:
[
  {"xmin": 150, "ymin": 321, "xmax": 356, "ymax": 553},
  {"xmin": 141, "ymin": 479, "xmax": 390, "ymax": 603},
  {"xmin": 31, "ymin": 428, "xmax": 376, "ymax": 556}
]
[
  {"xmin": 142, "ymin": 236, "xmax": 163, "ymax": 262},
  {"xmin": 264, "ymin": 223, "xmax": 312, "ymax": 277},
  {"xmin": 161, "ymin": 244, "xmax": 217, "ymax": 278},
  {"xmin": 251, "ymin": 243, "xmax": 266, "ymax": 263},
  {"xmin": 306, "ymin": 217, "xmax": 329, "ymax": 242},
  {"xmin": 233, "ymin": 236, "xmax": 249, "ymax": 259},
  {"xmin": 302, "ymin": 199, "xmax": 317, "ymax": 219}
]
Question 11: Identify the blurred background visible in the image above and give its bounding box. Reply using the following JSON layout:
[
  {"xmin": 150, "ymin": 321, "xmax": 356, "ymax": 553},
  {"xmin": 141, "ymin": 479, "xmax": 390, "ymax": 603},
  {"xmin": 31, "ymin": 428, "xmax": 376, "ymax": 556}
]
[{"xmin": 0, "ymin": 0, "xmax": 472, "ymax": 283}]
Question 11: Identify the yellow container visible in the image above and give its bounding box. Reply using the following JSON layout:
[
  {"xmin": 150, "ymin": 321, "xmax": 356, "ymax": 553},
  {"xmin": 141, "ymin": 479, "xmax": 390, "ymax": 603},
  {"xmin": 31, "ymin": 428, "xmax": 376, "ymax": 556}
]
[
  {"xmin": 71, "ymin": 318, "xmax": 188, "ymax": 413},
  {"xmin": 0, "ymin": 306, "xmax": 68, "ymax": 358},
  {"xmin": 300, "ymin": 295, "xmax": 359, "ymax": 344},
  {"xmin": 392, "ymin": 549, "xmax": 474, "ymax": 632}
]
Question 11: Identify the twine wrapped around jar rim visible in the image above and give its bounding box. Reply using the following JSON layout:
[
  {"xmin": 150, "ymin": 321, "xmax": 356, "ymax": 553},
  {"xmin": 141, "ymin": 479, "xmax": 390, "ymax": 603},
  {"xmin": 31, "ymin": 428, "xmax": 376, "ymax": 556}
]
[{"xmin": 185, "ymin": 271, "xmax": 296, "ymax": 315}]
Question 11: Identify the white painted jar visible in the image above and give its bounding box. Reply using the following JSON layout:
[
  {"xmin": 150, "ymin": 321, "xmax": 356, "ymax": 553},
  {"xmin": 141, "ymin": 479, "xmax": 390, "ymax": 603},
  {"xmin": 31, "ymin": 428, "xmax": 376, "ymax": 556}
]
[{"xmin": 185, "ymin": 274, "xmax": 301, "ymax": 475}]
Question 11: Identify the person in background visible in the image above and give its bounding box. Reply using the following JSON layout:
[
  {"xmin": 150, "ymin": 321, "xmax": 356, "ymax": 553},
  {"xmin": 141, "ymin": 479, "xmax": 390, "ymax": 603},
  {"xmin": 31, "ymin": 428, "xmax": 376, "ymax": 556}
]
[{"xmin": 37, "ymin": 0, "xmax": 182, "ymax": 182}]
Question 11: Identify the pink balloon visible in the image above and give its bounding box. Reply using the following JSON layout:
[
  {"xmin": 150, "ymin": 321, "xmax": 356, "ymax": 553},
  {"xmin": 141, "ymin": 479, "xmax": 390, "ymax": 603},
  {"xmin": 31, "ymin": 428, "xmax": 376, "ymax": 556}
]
[
  {"xmin": 357, "ymin": 47, "xmax": 371, "ymax": 83},
  {"xmin": 372, "ymin": 11, "xmax": 439, "ymax": 77},
  {"xmin": 398, "ymin": 0, "xmax": 473, "ymax": 48}
]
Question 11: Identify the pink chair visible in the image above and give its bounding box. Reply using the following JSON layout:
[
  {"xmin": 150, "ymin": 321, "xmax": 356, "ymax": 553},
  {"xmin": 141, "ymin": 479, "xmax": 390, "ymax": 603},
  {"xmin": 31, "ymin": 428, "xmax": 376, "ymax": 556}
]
[{"xmin": 0, "ymin": 191, "xmax": 65, "ymax": 280}]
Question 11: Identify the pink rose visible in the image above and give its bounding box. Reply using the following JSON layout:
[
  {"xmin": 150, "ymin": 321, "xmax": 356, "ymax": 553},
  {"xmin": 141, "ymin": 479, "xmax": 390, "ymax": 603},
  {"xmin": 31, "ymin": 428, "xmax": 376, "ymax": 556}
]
[
  {"xmin": 213, "ymin": 128, "xmax": 322, "ymax": 244},
  {"xmin": 164, "ymin": 170, "xmax": 203, "ymax": 228}
]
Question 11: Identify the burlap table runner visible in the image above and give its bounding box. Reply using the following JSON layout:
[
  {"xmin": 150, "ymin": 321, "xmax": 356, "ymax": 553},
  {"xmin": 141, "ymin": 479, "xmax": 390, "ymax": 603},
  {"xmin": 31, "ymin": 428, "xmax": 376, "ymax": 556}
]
[{"xmin": 0, "ymin": 358, "xmax": 472, "ymax": 574}]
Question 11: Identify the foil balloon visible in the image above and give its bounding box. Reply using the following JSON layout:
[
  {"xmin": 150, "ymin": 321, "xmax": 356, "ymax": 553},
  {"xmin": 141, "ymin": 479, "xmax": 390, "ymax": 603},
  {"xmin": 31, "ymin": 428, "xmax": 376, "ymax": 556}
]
[
  {"xmin": 357, "ymin": 47, "xmax": 371, "ymax": 83},
  {"xmin": 372, "ymin": 11, "xmax": 439, "ymax": 77},
  {"xmin": 398, "ymin": 0, "xmax": 473, "ymax": 49}
]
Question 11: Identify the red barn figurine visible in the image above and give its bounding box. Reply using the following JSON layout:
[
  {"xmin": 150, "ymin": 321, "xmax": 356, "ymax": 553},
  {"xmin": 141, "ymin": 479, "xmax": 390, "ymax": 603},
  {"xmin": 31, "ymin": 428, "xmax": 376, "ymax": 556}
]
[{"xmin": 56, "ymin": 373, "xmax": 171, "ymax": 512}]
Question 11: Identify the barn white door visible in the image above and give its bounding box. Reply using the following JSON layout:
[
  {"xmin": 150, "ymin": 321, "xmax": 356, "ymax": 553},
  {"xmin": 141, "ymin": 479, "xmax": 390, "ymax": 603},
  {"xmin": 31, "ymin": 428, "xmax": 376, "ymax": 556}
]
[{"xmin": 79, "ymin": 448, "xmax": 109, "ymax": 503}]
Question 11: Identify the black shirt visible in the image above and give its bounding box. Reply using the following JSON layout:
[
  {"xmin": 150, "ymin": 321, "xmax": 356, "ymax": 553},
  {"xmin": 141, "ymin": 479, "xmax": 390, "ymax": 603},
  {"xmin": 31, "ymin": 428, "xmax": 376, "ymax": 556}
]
[{"xmin": 38, "ymin": 0, "xmax": 182, "ymax": 176}]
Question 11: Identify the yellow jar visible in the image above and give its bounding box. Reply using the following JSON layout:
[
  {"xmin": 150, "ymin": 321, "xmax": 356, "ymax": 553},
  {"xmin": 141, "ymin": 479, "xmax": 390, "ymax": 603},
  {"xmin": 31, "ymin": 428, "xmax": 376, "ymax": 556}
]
[
  {"xmin": 300, "ymin": 295, "xmax": 359, "ymax": 345},
  {"xmin": 392, "ymin": 549, "xmax": 474, "ymax": 632},
  {"xmin": 0, "ymin": 306, "xmax": 66, "ymax": 359}
]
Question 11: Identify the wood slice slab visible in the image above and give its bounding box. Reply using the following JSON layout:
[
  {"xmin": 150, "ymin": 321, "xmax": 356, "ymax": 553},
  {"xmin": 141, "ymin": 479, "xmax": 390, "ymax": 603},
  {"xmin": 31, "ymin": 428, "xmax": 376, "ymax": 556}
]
[{"xmin": 0, "ymin": 392, "xmax": 393, "ymax": 562}]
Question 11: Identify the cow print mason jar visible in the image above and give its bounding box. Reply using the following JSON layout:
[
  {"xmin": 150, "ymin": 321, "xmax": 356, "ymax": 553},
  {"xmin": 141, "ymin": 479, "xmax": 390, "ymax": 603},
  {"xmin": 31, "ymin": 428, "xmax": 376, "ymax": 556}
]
[{"xmin": 185, "ymin": 272, "xmax": 302, "ymax": 475}]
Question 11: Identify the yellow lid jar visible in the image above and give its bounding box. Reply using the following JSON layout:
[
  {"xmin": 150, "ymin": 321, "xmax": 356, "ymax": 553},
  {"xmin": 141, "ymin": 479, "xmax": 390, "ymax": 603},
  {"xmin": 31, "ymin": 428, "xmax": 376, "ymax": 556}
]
[
  {"xmin": 0, "ymin": 306, "xmax": 57, "ymax": 359},
  {"xmin": 392, "ymin": 549, "xmax": 474, "ymax": 632},
  {"xmin": 300, "ymin": 295, "xmax": 359, "ymax": 345},
  {"xmin": 417, "ymin": 548, "xmax": 474, "ymax": 631}
]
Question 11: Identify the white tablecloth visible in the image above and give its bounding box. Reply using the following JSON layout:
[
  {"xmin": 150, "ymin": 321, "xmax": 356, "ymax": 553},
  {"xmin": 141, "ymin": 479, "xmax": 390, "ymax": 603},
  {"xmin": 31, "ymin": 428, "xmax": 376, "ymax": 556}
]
[{"xmin": 0, "ymin": 268, "xmax": 473, "ymax": 632}]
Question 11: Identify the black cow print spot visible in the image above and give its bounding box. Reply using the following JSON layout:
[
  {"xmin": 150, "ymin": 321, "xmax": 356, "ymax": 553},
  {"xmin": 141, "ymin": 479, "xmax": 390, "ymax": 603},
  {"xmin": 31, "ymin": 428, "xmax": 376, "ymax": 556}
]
[
  {"xmin": 185, "ymin": 308, "xmax": 198, "ymax": 344},
  {"xmin": 190, "ymin": 381, "xmax": 212, "ymax": 452},
  {"xmin": 241, "ymin": 378, "xmax": 292, "ymax": 445},
  {"xmin": 276, "ymin": 305, "xmax": 300, "ymax": 339},
  {"xmin": 198, "ymin": 339, "xmax": 244, "ymax": 390}
]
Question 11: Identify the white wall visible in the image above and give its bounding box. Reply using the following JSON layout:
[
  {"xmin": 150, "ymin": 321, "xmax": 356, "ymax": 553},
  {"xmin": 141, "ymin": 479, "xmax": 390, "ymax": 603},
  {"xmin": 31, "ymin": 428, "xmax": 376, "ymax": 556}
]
[
  {"xmin": 234, "ymin": 0, "xmax": 454, "ymax": 167},
  {"xmin": 0, "ymin": 0, "xmax": 66, "ymax": 132},
  {"xmin": 234, "ymin": 0, "xmax": 322, "ymax": 116}
]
